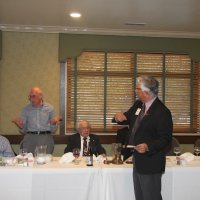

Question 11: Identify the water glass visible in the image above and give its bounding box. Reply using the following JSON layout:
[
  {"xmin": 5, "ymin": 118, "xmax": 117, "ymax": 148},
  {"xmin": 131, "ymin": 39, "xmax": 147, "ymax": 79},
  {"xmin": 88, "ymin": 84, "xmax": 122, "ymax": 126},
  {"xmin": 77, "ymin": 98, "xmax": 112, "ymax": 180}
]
[
  {"xmin": 173, "ymin": 147, "xmax": 181, "ymax": 157},
  {"xmin": 194, "ymin": 146, "xmax": 200, "ymax": 160},
  {"xmin": 35, "ymin": 145, "xmax": 47, "ymax": 165}
]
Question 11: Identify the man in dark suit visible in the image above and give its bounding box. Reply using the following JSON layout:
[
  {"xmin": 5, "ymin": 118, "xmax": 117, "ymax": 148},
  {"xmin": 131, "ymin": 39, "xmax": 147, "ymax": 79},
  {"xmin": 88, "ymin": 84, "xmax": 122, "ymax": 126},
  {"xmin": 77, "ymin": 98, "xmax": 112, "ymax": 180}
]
[
  {"xmin": 64, "ymin": 120, "xmax": 106, "ymax": 156},
  {"xmin": 114, "ymin": 75, "xmax": 173, "ymax": 200}
]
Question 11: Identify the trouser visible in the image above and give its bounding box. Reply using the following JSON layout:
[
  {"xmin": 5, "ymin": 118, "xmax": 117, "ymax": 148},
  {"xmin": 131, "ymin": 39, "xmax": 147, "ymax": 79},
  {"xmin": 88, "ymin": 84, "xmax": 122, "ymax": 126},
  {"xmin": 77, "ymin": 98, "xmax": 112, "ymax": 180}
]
[
  {"xmin": 133, "ymin": 167, "xmax": 162, "ymax": 200},
  {"xmin": 20, "ymin": 134, "xmax": 54, "ymax": 155}
]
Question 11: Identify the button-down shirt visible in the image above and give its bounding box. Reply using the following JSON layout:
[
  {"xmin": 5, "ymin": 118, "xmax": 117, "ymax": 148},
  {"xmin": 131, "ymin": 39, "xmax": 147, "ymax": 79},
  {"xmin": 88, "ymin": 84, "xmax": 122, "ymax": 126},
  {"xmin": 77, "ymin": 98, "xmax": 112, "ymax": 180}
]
[
  {"xmin": 20, "ymin": 102, "xmax": 57, "ymax": 133},
  {"xmin": 0, "ymin": 135, "xmax": 15, "ymax": 157}
]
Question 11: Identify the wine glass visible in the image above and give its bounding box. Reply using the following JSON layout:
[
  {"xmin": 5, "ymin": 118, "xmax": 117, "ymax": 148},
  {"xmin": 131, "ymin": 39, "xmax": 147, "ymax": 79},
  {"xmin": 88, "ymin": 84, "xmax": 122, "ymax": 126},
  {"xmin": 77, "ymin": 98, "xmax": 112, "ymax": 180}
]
[
  {"xmin": 19, "ymin": 148, "xmax": 28, "ymax": 166},
  {"xmin": 173, "ymin": 147, "xmax": 181, "ymax": 157},
  {"xmin": 73, "ymin": 148, "xmax": 80, "ymax": 164},
  {"xmin": 20, "ymin": 148, "xmax": 28, "ymax": 157},
  {"xmin": 194, "ymin": 146, "xmax": 200, "ymax": 160}
]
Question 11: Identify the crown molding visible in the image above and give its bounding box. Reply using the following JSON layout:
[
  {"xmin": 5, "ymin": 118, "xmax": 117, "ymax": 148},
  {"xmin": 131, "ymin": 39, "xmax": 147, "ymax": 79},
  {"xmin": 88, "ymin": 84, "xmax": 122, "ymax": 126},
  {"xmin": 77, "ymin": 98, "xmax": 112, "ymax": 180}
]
[{"xmin": 1, "ymin": 24, "xmax": 200, "ymax": 39}]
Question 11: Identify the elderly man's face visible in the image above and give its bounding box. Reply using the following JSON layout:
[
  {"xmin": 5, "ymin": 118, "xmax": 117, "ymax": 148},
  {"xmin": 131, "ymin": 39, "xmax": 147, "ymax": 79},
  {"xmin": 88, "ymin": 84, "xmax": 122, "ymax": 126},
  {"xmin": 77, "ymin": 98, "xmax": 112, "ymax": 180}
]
[
  {"xmin": 135, "ymin": 83, "xmax": 149, "ymax": 103},
  {"xmin": 29, "ymin": 89, "xmax": 43, "ymax": 107},
  {"xmin": 78, "ymin": 121, "xmax": 91, "ymax": 137}
]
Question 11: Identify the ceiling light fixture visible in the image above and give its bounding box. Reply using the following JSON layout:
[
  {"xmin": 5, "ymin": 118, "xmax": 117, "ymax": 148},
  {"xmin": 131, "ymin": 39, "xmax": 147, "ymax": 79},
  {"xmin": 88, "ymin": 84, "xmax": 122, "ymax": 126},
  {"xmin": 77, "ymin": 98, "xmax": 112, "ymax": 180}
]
[{"xmin": 70, "ymin": 12, "xmax": 81, "ymax": 18}]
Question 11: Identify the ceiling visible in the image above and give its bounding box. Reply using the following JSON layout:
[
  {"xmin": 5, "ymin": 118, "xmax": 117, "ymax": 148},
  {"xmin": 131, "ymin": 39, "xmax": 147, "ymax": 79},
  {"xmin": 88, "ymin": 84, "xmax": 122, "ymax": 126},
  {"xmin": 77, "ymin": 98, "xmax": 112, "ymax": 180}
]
[{"xmin": 0, "ymin": 0, "xmax": 200, "ymax": 38}]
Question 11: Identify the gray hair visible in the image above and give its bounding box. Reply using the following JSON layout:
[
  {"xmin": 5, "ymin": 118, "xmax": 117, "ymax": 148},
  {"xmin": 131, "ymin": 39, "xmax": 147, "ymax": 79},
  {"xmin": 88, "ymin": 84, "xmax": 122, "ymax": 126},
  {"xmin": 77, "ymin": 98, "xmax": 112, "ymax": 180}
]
[
  {"xmin": 136, "ymin": 75, "xmax": 159, "ymax": 97},
  {"xmin": 77, "ymin": 120, "xmax": 91, "ymax": 131}
]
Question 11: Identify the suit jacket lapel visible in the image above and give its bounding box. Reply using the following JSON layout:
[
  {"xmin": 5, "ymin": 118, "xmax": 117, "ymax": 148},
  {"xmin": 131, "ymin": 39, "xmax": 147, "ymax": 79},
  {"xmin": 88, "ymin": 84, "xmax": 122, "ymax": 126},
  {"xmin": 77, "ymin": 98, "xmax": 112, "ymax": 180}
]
[
  {"xmin": 76, "ymin": 133, "xmax": 81, "ymax": 149},
  {"xmin": 145, "ymin": 97, "xmax": 160, "ymax": 117},
  {"xmin": 136, "ymin": 98, "xmax": 159, "ymax": 129}
]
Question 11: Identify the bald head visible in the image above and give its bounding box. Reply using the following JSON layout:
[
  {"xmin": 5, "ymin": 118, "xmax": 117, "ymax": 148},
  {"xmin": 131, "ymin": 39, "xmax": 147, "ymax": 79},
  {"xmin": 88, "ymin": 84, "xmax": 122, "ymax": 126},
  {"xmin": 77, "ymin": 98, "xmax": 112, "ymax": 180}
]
[
  {"xmin": 78, "ymin": 120, "xmax": 91, "ymax": 137},
  {"xmin": 29, "ymin": 87, "xmax": 43, "ymax": 106}
]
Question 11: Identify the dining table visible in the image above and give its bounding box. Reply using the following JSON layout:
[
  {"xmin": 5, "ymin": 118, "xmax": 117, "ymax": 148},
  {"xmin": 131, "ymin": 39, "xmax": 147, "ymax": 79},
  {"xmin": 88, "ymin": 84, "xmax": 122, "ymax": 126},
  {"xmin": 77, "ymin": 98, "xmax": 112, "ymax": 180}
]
[{"xmin": 0, "ymin": 156, "xmax": 200, "ymax": 200}]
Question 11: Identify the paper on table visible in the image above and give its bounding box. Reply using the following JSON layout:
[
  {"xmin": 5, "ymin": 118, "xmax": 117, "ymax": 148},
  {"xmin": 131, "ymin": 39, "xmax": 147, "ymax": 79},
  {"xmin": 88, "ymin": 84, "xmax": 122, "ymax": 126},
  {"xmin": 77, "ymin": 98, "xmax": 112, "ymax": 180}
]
[{"xmin": 122, "ymin": 145, "xmax": 136, "ymax": 149}]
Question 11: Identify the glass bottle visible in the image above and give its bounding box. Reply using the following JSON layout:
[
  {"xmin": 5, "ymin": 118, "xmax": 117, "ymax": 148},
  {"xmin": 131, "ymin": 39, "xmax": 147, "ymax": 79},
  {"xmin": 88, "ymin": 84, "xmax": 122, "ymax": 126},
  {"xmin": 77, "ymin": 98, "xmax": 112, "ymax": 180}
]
[{"xmin": 86, "ymin": 146, "xmax": 93, "ymax": 166}]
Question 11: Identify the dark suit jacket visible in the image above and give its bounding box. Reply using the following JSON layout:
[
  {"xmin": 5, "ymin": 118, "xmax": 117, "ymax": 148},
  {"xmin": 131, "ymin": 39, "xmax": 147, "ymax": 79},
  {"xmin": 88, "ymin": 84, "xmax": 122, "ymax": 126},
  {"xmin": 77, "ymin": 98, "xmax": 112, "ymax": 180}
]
[
  {"xmin": 114, "ymin": 98, "xmax": 173, "ymax": 174},
  {"xmin": 64, "ymin": 133, "xmax": 106, "ymax": 156}
]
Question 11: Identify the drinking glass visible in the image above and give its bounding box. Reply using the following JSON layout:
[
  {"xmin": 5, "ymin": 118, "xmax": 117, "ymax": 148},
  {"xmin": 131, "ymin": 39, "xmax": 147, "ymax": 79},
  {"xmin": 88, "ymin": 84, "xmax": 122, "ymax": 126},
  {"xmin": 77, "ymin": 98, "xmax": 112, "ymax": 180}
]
[
  {"xmin": 194, "ymin": 146, "xmax": 200, "ymax": 160},
  {"xmin": 20, "ymin": 148, "xmax": 28, "ymax": 156},
  {"xmin": 35, "ymin": 145, "xmax": 47, "ymax": 165},
  {"xmin": 73, "ymin": 148, "xmax": 80, "ymax": 164},
  {"xmin": 173, "ymin": 147, "xmax": 181, "ymax": 157},
  {"xmin": 19, "ymin": 148, "xmax": 28, "ymax": 166}
]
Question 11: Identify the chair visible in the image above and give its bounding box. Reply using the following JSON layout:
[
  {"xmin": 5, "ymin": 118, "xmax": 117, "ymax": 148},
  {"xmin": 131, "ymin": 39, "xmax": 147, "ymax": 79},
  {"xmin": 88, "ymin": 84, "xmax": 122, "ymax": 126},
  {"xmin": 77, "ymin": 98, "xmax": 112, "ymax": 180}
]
[
  {"xmin": 194, "ymin": 138, "xmax": 200, "ymax": 147},
  {"xmin": 165, "ymin": 137, "xmax": 180, "ymax": 156},
  {"xmin": 116, "ymin": 126, "xmax": 133, "ymax": 161}
]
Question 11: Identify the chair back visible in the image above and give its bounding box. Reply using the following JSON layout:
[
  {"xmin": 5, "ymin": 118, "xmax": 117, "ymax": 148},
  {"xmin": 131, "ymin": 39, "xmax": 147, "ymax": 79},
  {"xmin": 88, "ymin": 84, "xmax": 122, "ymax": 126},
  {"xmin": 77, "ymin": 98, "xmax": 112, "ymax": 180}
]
[
  {"xmin": 116, "ymin": 126, "xmax": 132, "ymax": 161},
  {"xmin": 194, "ymin": 138, "xmax": 200, "ymax": 147},
  {"xmin": 165, "ymin": 137, "xmax": 180, "ymax": 156}
]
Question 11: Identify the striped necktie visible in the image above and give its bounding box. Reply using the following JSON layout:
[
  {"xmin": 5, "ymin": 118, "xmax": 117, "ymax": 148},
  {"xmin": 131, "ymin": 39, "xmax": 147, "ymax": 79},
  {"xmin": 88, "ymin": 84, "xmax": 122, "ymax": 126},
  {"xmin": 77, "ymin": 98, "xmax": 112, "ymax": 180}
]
[
  {"xmin": 83, "ymin": 137, "xmax": 88, "ymax": 156},
  {"xmin": 129, "ymin": 104, "xmax": 146, "ymax": 145}
]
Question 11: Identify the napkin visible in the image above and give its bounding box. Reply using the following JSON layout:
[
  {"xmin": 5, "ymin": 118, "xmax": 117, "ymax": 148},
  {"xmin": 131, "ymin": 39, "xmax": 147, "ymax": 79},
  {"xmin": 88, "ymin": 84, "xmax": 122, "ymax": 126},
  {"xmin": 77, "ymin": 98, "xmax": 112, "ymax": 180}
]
[
  {"xmin": 45, "ymin": 154, "xmax": 53, "ymax": 163},
  {"xmin": 59, "ymin": 152, "xmax": 75, "ymax": 164},
  {"xmin": 180, "ymin": 152, "xmax": 195, "ymax": 163},
  {"xmin": 94, "ymin": 155, "xmax": 106, "ymax": 163}
]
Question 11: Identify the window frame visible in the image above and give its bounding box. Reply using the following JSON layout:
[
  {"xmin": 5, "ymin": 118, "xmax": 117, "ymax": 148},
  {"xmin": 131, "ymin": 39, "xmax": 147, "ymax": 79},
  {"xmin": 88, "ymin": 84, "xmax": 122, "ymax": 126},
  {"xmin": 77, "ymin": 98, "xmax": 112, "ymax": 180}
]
[{"xmin": 60, "ymin": 51, "xmax": 200, "ymax": 135}]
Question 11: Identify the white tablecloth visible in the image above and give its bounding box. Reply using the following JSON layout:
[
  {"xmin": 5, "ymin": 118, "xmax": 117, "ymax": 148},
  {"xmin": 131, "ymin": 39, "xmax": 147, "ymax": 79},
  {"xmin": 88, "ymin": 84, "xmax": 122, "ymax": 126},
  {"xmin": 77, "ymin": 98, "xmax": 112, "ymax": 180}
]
[{"xmin": 0, "ymin": 156, "xmax": 200, "ymax": 200}]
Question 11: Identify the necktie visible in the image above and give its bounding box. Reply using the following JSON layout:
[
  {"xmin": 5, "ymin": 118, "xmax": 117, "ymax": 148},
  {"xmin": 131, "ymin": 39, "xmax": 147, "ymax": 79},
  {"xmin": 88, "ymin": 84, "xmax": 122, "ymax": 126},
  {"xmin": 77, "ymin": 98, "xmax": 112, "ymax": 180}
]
[
  {"xmin": 83, "ymin": 137, "xmax": 88, "ymax": 156},
  {"xmin": 129, "ymin": 104, "xmax": 146, "ymax": 145}
]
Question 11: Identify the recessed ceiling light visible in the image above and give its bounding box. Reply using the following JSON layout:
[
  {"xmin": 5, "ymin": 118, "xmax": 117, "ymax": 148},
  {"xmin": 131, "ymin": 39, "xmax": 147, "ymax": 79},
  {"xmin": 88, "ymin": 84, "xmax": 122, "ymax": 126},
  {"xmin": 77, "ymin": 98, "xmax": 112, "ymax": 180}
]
[{"xmin": 70, "ymin": 12, "xmax": 81, "ymax": 18}]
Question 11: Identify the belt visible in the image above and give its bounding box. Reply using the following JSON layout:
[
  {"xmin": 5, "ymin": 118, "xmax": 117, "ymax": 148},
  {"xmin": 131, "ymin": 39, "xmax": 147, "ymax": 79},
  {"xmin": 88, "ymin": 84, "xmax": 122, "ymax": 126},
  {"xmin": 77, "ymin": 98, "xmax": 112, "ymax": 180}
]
[{"xmin": 27, "ymin": 131, "xmax": 51, "ymax": 135}]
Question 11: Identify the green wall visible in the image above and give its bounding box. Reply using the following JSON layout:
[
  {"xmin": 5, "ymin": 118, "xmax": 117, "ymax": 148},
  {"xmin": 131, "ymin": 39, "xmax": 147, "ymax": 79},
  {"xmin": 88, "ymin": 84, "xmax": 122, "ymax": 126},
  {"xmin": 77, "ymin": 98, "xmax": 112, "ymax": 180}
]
[
  {"xmin": 59, "ymin": 33, "xmax": 200, "ymax": 61},
  {"xmin": 0, "ymin": 31, "xmax": 60, "ymax": 134}
]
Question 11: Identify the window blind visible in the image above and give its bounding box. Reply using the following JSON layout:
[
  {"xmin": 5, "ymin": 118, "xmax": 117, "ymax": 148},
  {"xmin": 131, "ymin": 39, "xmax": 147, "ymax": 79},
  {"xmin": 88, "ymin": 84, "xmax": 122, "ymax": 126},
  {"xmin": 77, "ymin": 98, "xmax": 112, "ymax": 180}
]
[{"xmin": 66, "ymin": 51, "xmax": 198, "ymax": 134}]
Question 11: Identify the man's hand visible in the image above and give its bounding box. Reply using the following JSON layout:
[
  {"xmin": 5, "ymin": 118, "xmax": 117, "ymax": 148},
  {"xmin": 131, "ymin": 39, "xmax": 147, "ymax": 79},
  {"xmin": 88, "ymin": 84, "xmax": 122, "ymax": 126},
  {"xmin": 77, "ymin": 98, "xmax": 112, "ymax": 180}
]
[
  {"xmin": 12, "ymin": 117, "xmax": 24, "ymax": 129},
  {"xmin": 50, "ymin": 117, "xmax": 62, "ymax": 124},
  {"xmin": 134, "ymin": 143, "xmax": 149, "ymax": 154},
  {"xmin": 114, "ymin": 112, "xmax": 127, "ymax": 122}
]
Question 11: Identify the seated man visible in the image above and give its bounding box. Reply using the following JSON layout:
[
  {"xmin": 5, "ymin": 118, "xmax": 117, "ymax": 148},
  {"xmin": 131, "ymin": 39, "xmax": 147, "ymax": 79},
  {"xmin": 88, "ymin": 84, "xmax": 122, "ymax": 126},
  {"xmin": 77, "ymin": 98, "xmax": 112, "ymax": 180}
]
[
  {"xmin": 0, "ymin": 135, "xmax": 15, "ymax": 157},
  {"xmin": 64, "ymin": 120, "xmax": 106, "ymax": 156},
  {"xmin": 116, "ymin": 126, "xmax": 133, "ymax": 161}
]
